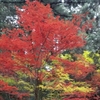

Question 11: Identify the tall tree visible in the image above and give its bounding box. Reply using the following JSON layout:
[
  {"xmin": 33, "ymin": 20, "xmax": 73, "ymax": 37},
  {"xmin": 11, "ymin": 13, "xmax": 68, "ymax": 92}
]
[{"xmin": 0, "ymin": 0, "xmax": 92, "ymax": 100}]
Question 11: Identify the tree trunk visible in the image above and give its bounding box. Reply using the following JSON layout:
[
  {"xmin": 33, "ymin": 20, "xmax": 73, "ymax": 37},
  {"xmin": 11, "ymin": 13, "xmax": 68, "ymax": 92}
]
[
  {"xmin": 0, "ymin": 96, "xmax": 4, "ymax": 100},
  {"xmin": 34, "ymin": 78, "xmax": 42, "ymax": 100}
]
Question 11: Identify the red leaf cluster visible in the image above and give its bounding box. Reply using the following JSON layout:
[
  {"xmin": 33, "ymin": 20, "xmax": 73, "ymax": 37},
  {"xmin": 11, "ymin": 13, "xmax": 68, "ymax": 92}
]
[
  {"xmin": 0, "ymin": 1, "xmax": 87, "ymax": 74},
  {"xmin": 0, "ymin": 80, "xmax": 29, "ymax": 100}
]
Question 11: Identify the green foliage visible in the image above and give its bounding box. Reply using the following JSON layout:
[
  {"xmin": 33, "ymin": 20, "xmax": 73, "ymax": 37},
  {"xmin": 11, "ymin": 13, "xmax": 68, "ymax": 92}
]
[
  {"xmin": 42, "ymin": 0, "xmax": 57, "ymax": 4},
  {"xmin": 0, "ymin": 74, "xmax": 34, "ymax": 97},
  {"xmin": 84, "ymin": 28, "xmax": 100, "ymax": 52},
  {"xmin": 60, "ymin": 54, "xmax": 73, "ymax": 61},
  {"xmin": 0, "ymin": 1, "xmax": 24, "ymax": 29},
  {"xmin": 18, "ymin": 80, "xmax": 34, "ymax": 94},
  {"xmin": 0, "ymin": 75, "xmax": 16, "ymax": 85},
  {"xmin": 0, "ymin": 2, "xmax": 15, "ymax": 29}
]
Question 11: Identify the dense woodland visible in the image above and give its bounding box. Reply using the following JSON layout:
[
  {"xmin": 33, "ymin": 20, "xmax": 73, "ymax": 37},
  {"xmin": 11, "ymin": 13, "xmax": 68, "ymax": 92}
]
[{"xmin": 0, "ymin": 0, "xmax": 100, "ymax": 100}]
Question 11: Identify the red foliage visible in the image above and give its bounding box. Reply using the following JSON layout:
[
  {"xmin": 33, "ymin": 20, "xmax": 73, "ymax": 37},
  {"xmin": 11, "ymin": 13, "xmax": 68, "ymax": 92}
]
[
  {"xmin": 66, "ymin": 61, "xmax": 94, "ymax": 80},
  {"xmin": 91, "ymin": 73, "xmax": 100, "ymax": 87},
  {"xmin": 0, "ymin": 0, "xmax": 93, "ymax": 99},
  {"xmin": 0, "ymin": 80, "xmax": 29, "ymax": 100},
  {"xmin": 63, "ymin": 98, "xmax": 88, "ymax": 100},
  {"xmin": 0, "ymin": 1, "xmax": 86, "ymax": 75},
  {"xmin": 50, "ymin": 56, "xmax": 95, "ymax": 80},
  {"xmin": 72, "ymin": 12, "xmax": 94, "ymax": 32}
]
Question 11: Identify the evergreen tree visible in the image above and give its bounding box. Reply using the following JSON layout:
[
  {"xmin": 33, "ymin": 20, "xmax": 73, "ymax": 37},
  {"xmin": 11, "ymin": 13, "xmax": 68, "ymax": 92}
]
[{"xmin": 0, "ymin": 0, "xmax": 25, "ymax": 30}]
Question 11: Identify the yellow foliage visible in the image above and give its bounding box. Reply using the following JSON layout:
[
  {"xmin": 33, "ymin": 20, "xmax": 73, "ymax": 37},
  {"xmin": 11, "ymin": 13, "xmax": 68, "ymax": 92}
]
[
  {"xmin": 96, "ymin": 69, "xmax": 100, "ymax": 73},
  {"xmin": 56, "ymin": 66, "xmax": 72, "ymax": 81},
  {"xmin": 0, "ymin": 75, "xmax": 16, "ymax": 85},
  {"xmin": 39, "ymin": 81, "xmax": 94, "ymax": 96},
  {"xmin": 18, "ymin": 80, "xmax": 34, "ymax": 92},
  {"xmin": 60, "ymin": 54, "xmax": 73, "ymax": 61},
  {"xmin": 63, "ymin": 82, "xmax": 94, "ymax": 93},
  {"xmin": 83, "ymin": 51, "xmax": 94, "ymax": 64}
]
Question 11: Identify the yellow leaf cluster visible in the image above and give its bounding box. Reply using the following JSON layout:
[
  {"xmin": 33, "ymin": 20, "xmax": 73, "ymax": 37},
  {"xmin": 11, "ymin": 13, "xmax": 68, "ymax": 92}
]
[{"xmin": 83, "ymin": 51, "xmax": 94, "ymax": 64}]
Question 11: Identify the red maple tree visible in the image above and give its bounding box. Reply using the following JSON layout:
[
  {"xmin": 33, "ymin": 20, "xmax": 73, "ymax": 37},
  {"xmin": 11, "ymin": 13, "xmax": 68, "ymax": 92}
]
[{"xmin": 0, "ymin": 0, "xmax": 92, "ymax": 100}]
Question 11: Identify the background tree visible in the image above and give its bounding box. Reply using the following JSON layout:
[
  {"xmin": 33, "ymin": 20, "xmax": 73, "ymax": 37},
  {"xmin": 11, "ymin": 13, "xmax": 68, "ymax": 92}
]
[{"xmin": 0, "ymin": 0, "xmax": 25, "ymax": 30}]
